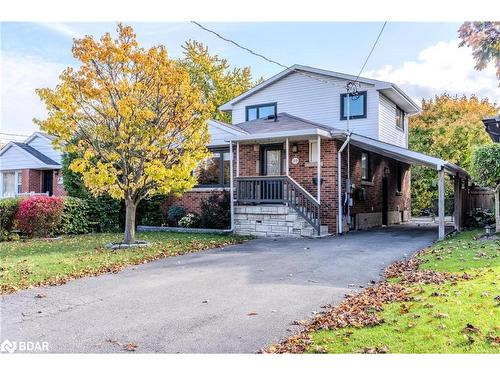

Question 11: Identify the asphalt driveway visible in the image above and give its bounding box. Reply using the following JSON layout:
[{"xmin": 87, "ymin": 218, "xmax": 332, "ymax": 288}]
[{"xmin": 1, "ymin": 224, "xmax": 440, "ymax": 353}]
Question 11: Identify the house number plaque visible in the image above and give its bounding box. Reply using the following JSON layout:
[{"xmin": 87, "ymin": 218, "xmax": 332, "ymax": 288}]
[{"xmin": 291, "ymin": 157, "xmax": 299, "ymax": 165}]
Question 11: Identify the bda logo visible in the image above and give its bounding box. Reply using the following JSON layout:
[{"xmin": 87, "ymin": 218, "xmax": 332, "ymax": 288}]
[{"xmin": 0, "ymin": 339, "xmax": 17, "ymax": 353}]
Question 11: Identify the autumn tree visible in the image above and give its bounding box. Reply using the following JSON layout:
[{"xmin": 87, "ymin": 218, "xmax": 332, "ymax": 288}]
[
  {"xmin": 409, "ymin": 94, "xmax": 497, "ymax": 214},
  {"xmin": 471, "ymin": 143, "xmax": 500, "ymax": 232},
  {"xmin": 35, "ymin": 24, "xmax": 211, "ymax": 244},
  {"xmin": 181, "ymin": 40, "xmax": 260, "ymax": 123},
  {"xmin": 458, "ymin": 22, "xmax": 500, "ymax": 81}
]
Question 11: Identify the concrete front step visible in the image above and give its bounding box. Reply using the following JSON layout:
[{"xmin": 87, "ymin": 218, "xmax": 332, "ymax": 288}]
[{"xmin": 234, "ymin": 205, "xmax": 330, "ymax": 238}]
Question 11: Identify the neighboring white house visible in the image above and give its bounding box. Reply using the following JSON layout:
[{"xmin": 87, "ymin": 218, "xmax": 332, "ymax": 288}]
[{"xmin": 0, "ymin": 132, "xmax": 64, "ymax": 198}]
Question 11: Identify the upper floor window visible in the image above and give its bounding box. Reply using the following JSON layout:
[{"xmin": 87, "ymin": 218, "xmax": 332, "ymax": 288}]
[
  {"xmin": 341, "ymin": 91, "xmax": 367, "ymax": 120},
  {"xmin": 395, "ymin": 106, "xmax": 405, "ymax": 130},
  {"xmin": 193, "ymin": 149, "xmax": 230, "ymax": 187},
  {"xmin": 245, "ymin": 103, "xmax": 277, "ymax": 121},
  {"xmin": 361, "ymin": 152, "xmax": 370, "ymax": 181}
]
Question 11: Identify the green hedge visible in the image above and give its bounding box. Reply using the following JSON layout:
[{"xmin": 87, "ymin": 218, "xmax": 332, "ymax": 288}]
[
  {"xmin": 59, "ymin": 197, "xmax": 90, "ymax": 234},
  {"xmin": 0, "ymin": 197, "xmax": 20, "ymax": 241}
]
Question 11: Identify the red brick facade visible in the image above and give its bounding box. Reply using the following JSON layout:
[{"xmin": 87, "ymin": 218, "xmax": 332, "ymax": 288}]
[
  {"xmin": 19, "ymin": 169, "xmax": 66, "ymax": 197},
  {"xmin": 167, "ymin": 189, "xmax": 227, "ymax": 214},
  {"xmin": 165, "ymin": 140, "xmax": 411, "ymax": 235}
]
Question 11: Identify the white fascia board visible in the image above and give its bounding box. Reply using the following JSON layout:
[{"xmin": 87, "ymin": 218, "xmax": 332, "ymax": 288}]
[
  {"xmin": 24, "ymin": 132, "xmax": 54, "ymax": 145},
  {"xmin": 226, "ymin": 128, "xmax": 331, "ymax": 142}
]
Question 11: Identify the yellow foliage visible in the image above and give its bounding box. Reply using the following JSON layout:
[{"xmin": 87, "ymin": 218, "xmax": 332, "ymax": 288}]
[{"xmin": 35, "ymin": 23, "xmax": 211, "ymax": 203}]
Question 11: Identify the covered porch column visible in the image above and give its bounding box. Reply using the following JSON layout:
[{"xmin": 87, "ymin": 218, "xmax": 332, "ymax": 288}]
[
  {"xmin": 317, "ymin": 135, "xmax": 321, "ymax": 203},
  {"xmin": 438, "ymin": 168, "xmax": 446, "ymax": 240}
]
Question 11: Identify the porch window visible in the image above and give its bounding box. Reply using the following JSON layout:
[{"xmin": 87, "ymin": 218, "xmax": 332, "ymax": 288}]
[
  {"xmin": 245, "ymin": 103, "xmax": 277, "ymax": 121},
  {"xmin": 309, "ymin": 140, "xmax": 318, "ymax": 162},
  {"xmin": 396, "ymin": 106, "xmax": 405, "ymax": 130},
  {"xmin": 193, "ymin": 149, "xmax": 230, "ymax": 187},
  {"xmin": 340, "ymin": 91, "xmax": 367, "ymax": 120},
  {"xmin": 1, "ymin": 171, "xmax": 22, "ymax": 197},
  {"xmin": 361, "ymin": 152, "xmax": 370, "ymax": 181}
]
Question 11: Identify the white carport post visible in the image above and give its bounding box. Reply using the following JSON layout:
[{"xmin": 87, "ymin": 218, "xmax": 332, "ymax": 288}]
[
  {"xmin": 438, "ymin": 168, "xmax": 446, "ymax": 240},
  {"xmin": 317, "ymin": 135, "xmax": 321, "ymax": 203},
  {"xmin": 453, "ymin": 173, "xmax": 461, "ymax": 232},
  {"xmin": 236, "ymin": 142, "xmax": 240, "ymax": 177}
]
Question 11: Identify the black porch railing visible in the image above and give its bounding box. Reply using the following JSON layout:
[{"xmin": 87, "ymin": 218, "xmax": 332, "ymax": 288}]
[{"xmin": 235, "ymin": 175, "xmax": 321, "ymax": 235}]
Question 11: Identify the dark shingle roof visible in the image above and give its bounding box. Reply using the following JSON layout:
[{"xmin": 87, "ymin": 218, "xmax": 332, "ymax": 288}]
[
  {"xmin": 233, "ymin": 113, "xmax": 336, "ymax": 135},
  {"xmin": 14, "ymin": 142, "xmax": 60, "ymax": 166}
]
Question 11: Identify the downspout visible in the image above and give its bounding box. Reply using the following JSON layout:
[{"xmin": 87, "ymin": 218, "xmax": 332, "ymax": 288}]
[{"xmin": 337, "ymin": 133, "xmax": 351, "ymax": 235}]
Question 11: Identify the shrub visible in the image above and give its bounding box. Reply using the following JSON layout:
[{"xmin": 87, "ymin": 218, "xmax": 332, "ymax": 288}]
[
  {"xmin": 15, "ymin": 196, "xmax": 64, "ymax": 237},
  {"xmin": 137, "ymin": 195, "xmax": 167, "ymax": 226},
  {"xmin": 199, "ymin": 191, "xmax": 230, "ymax": 229},
  {"xmin": 167, "ymin": 205, "xmax": 187, "ymax": 226},
  {"xmin": 178, "ymin": 213, "xmax": 200, "ymax": 228},
  {"xmin": 466, "ymin": 208, "xmax": 495, "ymax": 227},
  {"xmin": 0, "ymin": 197, "xmax": 20, "ymax": 232},
  {"xmin": 59, "ymin": 197, "xmax": 90, "ymax": 234}
]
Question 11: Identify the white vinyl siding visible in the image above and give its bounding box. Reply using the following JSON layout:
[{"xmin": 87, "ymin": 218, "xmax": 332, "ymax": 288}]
[
  {"xmin": 229, "ymin": 71, "xmax": 380, "ymax": 139},
  {"xmin": 0, "ymin": 146, "xmax": 48, "ymax": 171},
  {"xmin": 378, "ymin": 94, "xmax": 407, "ymax": 148},
  {"xmin": 26, "ymin": 135, "xmax": 62, "ymax": 164},
  {"xmin": 207, "ymin": 121, "xmax": 245, "ymax": 146}
]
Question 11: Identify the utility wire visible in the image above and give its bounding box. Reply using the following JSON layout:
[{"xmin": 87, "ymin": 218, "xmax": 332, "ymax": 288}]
[
  {"xmin": 353, "ymin": 21, "xmax": 387, "ymax": 84},
  {"xmin": 190, "ymin": 21, "xmax": 345, "ymax": 90}
]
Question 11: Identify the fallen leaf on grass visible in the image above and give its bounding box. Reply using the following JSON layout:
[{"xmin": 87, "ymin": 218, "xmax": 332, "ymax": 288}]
[
  {"xmin": 462, "ymin": 324, "xmax": 480, "ymax": 334},
  {"xmin": 358, "ymin": 346, "xmax": 389, "ymax": 354}
]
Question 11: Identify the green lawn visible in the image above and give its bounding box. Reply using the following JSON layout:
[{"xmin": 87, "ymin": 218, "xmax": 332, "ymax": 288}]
[
  {"xmin": 0, "ymin": 232, "xmax": 248, "ymax": 294},
  {"xmin": 309, "ymin": 230, "xmax": 500, "ymax": 353}
]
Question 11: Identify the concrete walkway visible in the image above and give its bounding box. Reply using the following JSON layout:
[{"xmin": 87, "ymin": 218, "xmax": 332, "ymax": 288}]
[{"xmin": 1, "ymin": 225, "xmax": 440, "ymax": 353}]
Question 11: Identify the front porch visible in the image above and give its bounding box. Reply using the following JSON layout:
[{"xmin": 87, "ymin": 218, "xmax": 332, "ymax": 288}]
[{"xmin": 225, "ymin": 113, "xmax": 469, "ymax": 239}]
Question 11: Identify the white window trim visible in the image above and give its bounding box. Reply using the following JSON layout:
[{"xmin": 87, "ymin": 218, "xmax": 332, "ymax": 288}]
[{"xmin": 0, "ymin": 170, "xmax": 22, "ymax": 198}]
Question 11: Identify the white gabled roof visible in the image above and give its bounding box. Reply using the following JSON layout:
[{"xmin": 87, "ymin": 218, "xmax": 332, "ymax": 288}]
[{"xmin": 219, "ymin": 64, "xmax": 420, "ymax": 114}]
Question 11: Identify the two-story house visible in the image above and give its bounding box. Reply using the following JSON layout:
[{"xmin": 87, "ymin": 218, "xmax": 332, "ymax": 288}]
[
  {"xmin": 0, "ymin": 132, "xmax": 66, "ymax": 198},
  {"xmin": 171, "ymin": 65, "xmax": 469, "ymax": 239}
]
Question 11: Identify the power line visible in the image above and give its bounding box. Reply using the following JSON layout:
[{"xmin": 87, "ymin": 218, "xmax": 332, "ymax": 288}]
[
  {"xmin": 0, "ymin": 132, "xmax": 29, "ymax": 137},
  {"xmin": 190, "ymin": 21, "xmax": 345, "ymax": 90},
  {"xmin": 353, "ymin": 21, "xmax": 387, "ymax": 84}
]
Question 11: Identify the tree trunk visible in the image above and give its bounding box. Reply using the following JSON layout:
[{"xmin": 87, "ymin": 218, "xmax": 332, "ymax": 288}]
[
  {"xmin": 124, "ymin": 199, "xmax": 137, "ymax": 244},
  {"xmin": 495, "ymin": 186, "xmax": 500, "ymax": 234}
]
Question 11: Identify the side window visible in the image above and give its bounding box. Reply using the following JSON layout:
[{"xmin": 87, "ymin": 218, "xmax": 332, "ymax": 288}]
[
  {"xmin": 361, "ymin": 152, "xmax": 370, "ymax": 181},
  {"xmin": 396, "ymin": 106, "xmax": 405, "ymax": 130},
  {"xmin": 397, "ymin": 163, "xmax": 403, "ymax": 192},
  {"xmin": 309, "ymin": 141, "xmax": 318, "ymax": 162}
]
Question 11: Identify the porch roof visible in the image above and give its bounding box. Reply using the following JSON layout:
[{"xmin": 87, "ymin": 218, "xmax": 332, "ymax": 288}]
[{"xmin": 228, "ymin": 113, "xmax": 333, "ymax": 142}]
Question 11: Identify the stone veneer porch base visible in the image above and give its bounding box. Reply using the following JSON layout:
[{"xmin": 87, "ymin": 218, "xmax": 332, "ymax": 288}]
[{"xmin": 234, "ymin": 205, "xmax": 328, "ymax": 237}]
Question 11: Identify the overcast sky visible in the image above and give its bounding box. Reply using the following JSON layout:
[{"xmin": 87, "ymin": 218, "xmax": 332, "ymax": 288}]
[{"xmin": 1, "ymin": 22, "xmax": 499, "ymax": 141}]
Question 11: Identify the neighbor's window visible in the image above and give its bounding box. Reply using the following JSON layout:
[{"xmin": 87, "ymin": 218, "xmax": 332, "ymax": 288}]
[
  {"xmin": 396, "ymin": 106, "xmax": 405, "ymax": 130},
  {"xmin": 341, "ymin": 91, "xmax": 367, "ymax": 120},
  {"xmin": 1, "ymin": 171, "xmax": 21, "ymax": 197},
  {"xmin": 309, "ymin": 140, "xmax": 318, "ymax": 162},
  {"xmin": 361, "ymin": 152, "xmax": 370, "ymax": 181},
  {"xmin": 193, "ymin": 149, "xmax": 230, "ymax": 187},
  {"xmin": 245, "ymin": 103, "xmax": 277, "ymax": 121}
]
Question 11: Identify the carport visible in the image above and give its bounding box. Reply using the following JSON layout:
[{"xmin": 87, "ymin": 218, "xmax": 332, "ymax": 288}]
[{"xmin": 332, "ymin": 131, "xmax": 470, "ymax": 239}]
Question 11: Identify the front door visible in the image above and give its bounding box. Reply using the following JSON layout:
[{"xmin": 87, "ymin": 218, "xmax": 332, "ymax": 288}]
[
  {"xmin": 382, "ymin": 177, "xmax": 388, "ymax": 226},
  {"xmin": 42, "ymin": 170, "xmax": 53, "ymax": 196},
  {"xmin": 260, "ymin": 144, "xmax": 283, "ymax": 176},
  {"xmin": 260, "ymin": 144, "xmax": 283, "ymax": 201}
]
